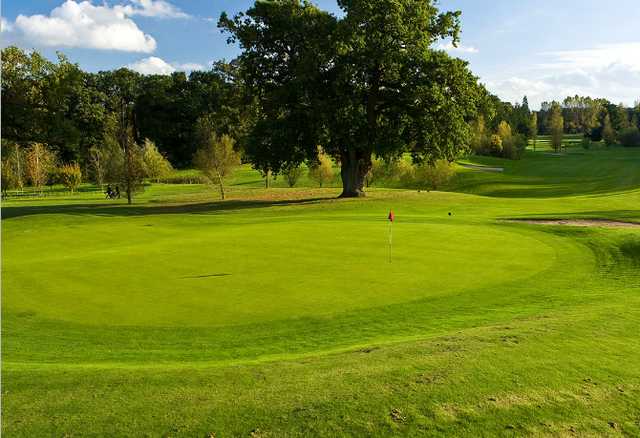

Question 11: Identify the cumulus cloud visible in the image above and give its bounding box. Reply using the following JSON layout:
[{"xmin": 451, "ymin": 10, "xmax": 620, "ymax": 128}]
[
  {"xmin": 117, "ymin": 0, "xmax": 190, "ymax": 19},
  {"xmin": 127, "ymin": 57, "xmax": 205, "ymax": 75},
  {"xmin": 436, "ymin": 41, "xmax": 479, "ymax": 54},
  {"xmin": 486, "ymin": 42, "xmax": 640, "ymax": 108},
  {"xmin": 12, "ymin": 1, "xmax": 157, "ymax": 52}
]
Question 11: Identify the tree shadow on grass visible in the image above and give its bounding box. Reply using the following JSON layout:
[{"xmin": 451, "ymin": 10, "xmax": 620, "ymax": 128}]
[{"xmin": 1, "ymin": 196, "xmax": 337, "ymax": 220}]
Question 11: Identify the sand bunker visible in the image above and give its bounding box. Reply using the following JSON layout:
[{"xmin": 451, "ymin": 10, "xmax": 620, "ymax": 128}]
[{"xmin": 505, "ymin": 219, "xmax": 640, "ymax": 228}]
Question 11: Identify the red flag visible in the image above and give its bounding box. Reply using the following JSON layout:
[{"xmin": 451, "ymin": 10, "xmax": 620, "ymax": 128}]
[{"xmin": 388, "ymin": 210, "xmax": 395, "ymax": 222}]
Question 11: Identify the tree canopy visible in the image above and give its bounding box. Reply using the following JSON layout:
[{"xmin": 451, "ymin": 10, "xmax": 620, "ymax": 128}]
[{"xmin": 220, "ymin": 0, "xmax": 488, "ymax": 197}]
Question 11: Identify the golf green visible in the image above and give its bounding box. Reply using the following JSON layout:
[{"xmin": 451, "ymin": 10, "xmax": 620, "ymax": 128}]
[{"xmin": 2, "ymin": 146, "xmax": 640, "ymax": 436}]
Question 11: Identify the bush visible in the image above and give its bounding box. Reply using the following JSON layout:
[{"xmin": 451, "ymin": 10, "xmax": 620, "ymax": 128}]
[
  {"xmin": 581, "ymin": 137, "xmax": 592, "ymax": 149},
  {"xmin": 414, "ymin": 160, "xmax": 455, "ymax": 191},
  {"xmin": 58, "ymin": 163, "xmax": 82, "ymax": 193},
  {"xmin": 365, "ymin": 158, "xmax": 385, "ymax": 187},
  {"xmin": 157, "ymin": 174, "xmax": 208, "ymax": 185},
  {"xmin": 502, "ymin": 134, "xmax": 527, "ymax": 160},
  {"xmin": 283, "ymin": 164, "xmax": 303, "ymax": 187},
  {"xmin": 489, "ymin": 134, "xmax": 503, "ymax": 155},
  {"xmin": 618, "ymin": 127, "xmax": 640, "ymax": 147},
  {"xmin": 308, "ymin": 147, "xmax": 334, "ymax": 187}
]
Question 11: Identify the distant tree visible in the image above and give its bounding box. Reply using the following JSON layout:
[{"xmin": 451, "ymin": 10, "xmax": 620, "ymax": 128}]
[
  {"xmin": 58, "ymin": 163, "xmax": 83, "ymax": 193},
  {"xmin": 602, "ymin": 113, "xmax": 616, "ymax": 146},
  {"xmin": 497, "ymin": 121, "xmax": 512, "ymax": 142},
  {"xmin": 469, "ymin": 116, "xmax": 489, "ymax": 154},
  {"xmin": 88, "ymin": 146, "xmax": 106, "ymax": 188},
  {"xmin": 25, "ymin": 143, "xmax": 57, "ymax": 193},
  {"xmin": 142, "ymin": 138, "xmax": 173, "ymax": 182},
  {"xmin": 1, "ymin": 141, "xmax": 25, "ymax": 192},
  {"xmin": 194, "ymin": 119, "xmax": 241, "ymax": 200},
  {"xmin": 308, "ymin": 147, "xmax": 334, "ymax": 188},
  {"xmin": 529, "ymin": 112, "xmax": 538, "ymax": 151},
  {"xmin": 283, "ymin": 164, "xmax": 303, "ymax": 187},
  {"xmin": 549, "ymin": 103, "xmax": 564, "ymax": 152}
]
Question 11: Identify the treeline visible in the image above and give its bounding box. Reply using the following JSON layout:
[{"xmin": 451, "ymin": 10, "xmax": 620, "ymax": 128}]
[
  {"xmin": 1, "ymin": 45, "xmax": 252, "ymax": 199},
  {"xmin": 470, "ymin": 95, "xmax": 640, "ymax": 157},
  {"xmin": 2, "ymin": 40, "xmax": 639, "ymax": 198}
]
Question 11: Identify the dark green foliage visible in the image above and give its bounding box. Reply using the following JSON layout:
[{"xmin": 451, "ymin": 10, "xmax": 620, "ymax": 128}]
[
  {"xmin": 618, "ymin": 127, "xmax": 640, "ymax": 147},
  {"xmin": 220, "ymin": 0, "xmax": 486, "ymax": 197}
]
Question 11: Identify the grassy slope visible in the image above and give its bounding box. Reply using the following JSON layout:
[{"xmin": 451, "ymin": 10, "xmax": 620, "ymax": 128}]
[{"xmin": 2, "ymin": 145, "xmax": 640, "ymax": 436}]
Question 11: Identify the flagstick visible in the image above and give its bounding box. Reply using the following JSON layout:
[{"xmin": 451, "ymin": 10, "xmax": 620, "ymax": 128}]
[{"xmin": 389, "ymin": 219, "xmax": 393, "ymax": 263}]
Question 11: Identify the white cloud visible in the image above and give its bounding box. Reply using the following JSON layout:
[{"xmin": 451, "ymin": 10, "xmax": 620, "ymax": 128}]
[
  {"xmin": 174, "ymin": 62, "xmax": 206, "ymax": 71},
  {"xmin": 117, "ymin": 0, "xmax": 190, "ymax": 19},
  {"xmin": 1, "ymin": 17, "xmax": 13, "ymax": 33},
  {"xmin": 128, "ymin": 56, "xmax": 175, "ymax": 74},
  {"xmin": 538, "ymin": 43, "xmax": 640, "ymax": 71},
  {"xmin": 13, "ymin": 1, "xmax": 156, "ymax": 52},
  {"xmin": 436, "ymin": 41, "xmax": 479, "ymax": 54},
  {"xmin": 486, "ymin": 42, "xmax": 640, "ymax": 108},
  {"xmin": 128, "ymin": 57, "xmax": 206, "ymax": 75}
]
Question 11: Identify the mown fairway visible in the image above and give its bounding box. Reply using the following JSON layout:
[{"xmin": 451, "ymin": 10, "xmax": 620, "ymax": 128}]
[{"xmin": 2, "ymin": 145, "xmax": 640, "ymax": 436}]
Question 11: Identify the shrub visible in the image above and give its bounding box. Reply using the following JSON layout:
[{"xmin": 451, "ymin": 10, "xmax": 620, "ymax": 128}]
[
  {"xmin": 581, "ymin": 137, "xmax": 592, "ymax": 149},
  {"xmin": 308, "ymin": 147, "xmax": 334, "ymax": 187},
  {"xmin": 618, "ymin": 127, "xmax": 640, "ymax": 147},
  {"xmin": 489, "ymin": 134, "xmax": 503, "ymax": 155},
  {"xmin": 365, "ymin": 158, "xmax": 385, "ymax": 187},
  {"xmin": 283, "ymin": 164, "xmax": 303, "ymax": 187},
  {"xmin": 157, "ymin": 174, "xmax": 208, "ymax": 185},
  {"xmin": 502, "ymin": 134, "xmax": 527, "ymax": 160},
  {"xmin": 58, "ymin": 163, "xmax": 82, "ymax": 193},
  {"xmin": 414, "ymin": 160, "xmax": 455, "ymax": 191}
]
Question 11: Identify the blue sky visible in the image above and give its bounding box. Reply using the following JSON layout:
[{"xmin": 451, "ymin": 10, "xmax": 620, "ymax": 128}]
[{"xmin": 2, "ymin": 0, "xmax": 639, "ymax": 108}]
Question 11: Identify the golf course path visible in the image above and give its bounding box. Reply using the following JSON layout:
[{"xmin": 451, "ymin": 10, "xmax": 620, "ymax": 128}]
[{"xmin": 458, "ymin": 163, "xmax": 504, "ymax": 172}]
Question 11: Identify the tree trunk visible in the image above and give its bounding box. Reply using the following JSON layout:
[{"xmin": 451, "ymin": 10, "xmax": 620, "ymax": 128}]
[
  {"xmin": 218, "ymin": 175, "xmax": 225, "ymax": 200},
  {"xmin": 339, "ymin": 149, "xmax": 371, "ymax": 198}
]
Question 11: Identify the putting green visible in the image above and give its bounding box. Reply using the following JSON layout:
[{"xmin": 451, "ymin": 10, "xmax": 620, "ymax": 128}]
[{"xmin": 3, "ymin": 215, "xmax": 554, "ymax": 327}]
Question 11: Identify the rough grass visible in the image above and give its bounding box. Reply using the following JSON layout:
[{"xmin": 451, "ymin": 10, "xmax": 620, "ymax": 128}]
[{"xmin": 2, "ymin": 144, "xmax": 640, "ymax": 436}]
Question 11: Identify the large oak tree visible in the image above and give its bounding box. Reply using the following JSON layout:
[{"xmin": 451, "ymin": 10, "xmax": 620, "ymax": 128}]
[{"xmin": 220, "ymin": 0, "xmax": 488, "ymax": 197}]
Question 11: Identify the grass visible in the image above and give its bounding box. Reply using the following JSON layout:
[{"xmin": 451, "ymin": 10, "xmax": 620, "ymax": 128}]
[{"xmin": 2, "ymin": 142, "xmax": 640, "ymax": 436}]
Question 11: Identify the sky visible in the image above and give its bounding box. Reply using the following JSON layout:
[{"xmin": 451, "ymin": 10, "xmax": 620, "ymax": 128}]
[{"xmin": 2, "ymin": 0, "xmax": 639, "ymax": 109}]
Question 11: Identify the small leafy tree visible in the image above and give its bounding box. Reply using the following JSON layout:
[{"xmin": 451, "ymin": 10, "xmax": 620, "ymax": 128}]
[
  {"xmin": 497, "ymin": 121, "xmax": 512, "ymax": 142},
  {"xmin": 308, "ymin": 147, "xmax": 334, "ymax": 187},
  {"xmin": 88, "ymin": 146, "xmax": 106, "ymax": 188},
  {"xmin": 194, "ymin": 128, "xmax": 241, "ymax": 200},
  {"xmin": 549, "ymin": 103, "xmax": 564, "ymax": 152},
  {"xmin": 602, "ymin": 114, "xmax": 616, "ymax": 146},
  {"xmin": 529, "ymin": 112, "xmax": 538, "ymax": 151},
  {"xmin": 25, "ymin": 143, "xmax": 57, "ymax": 193},
  {"xmin": 283, "ymin": 164, "xmax": 303, "ymax": 187},
  {"xmin": 469, "ymin": 116, "xmax": 489, "ymax": 154},
  {"xmin": 1, "ymin": 141, "xmax": 25, "ymax": 192},
  {"xmin": 142, "ymin": 138, "xmax": 173, "ymax": 182},
  {"xmin": 58, "ymin": 163, "xmax": 82, "ymax": 193}
]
